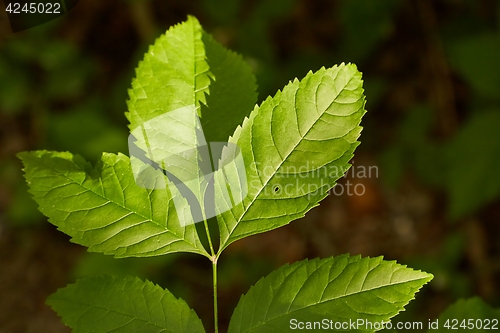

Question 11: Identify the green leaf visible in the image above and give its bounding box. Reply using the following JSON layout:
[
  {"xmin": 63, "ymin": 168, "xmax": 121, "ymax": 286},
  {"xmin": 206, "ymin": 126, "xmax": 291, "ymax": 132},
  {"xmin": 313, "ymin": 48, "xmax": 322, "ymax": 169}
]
[
  {"xmin": 126, "ymin": 15, "xmax": 210, "ymax": 130},
  {"xmin": 47, "ymin": 275, "xmax": 206, "ymax": 333},
  {"xmin": 215, "ymin": 64, "xmax": 366, "ymax": 253},
  {"xmin": 18, "ymin": 150, "xmax": 209, "ymax": 258},
  {"xmin": 200, "ymin": 31, "xmax": 258, "ymax": 143},
  {"xmin": 432, "ymin": 297, "xmax": 500, "ymax": 333},
  {"xmin": 228, "ymin": 255, "xmax": 433, "ymax": 333},
  {"xmin": 447, "ymin": 33, "xmax": 500, "ymax": 100},
  {"xmin": 125, "ymin": 16, "xmax": 257, "ymax": 225},
  {"xmin": 445, "ymin": 111, "xmax": 500, "ymax": 220},
  {"xmin": 339, "ymin": 0, "xmax": 400, "ymax": 63},
  {"xmin": 126, "ymin": 15, "xmax": 257, "ymax": 142}
]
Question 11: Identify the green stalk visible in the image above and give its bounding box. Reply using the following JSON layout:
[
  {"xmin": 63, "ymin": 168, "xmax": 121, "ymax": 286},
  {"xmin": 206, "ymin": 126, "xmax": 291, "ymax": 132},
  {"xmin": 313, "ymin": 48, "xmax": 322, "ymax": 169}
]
[
  {"xmin": 212, "ymin": 256, "xmax": 219, "ymax": 333},
  {"xmin": 202, "ymin": 215, "xmax": 218, "ymax": 332},
  {"xmin": 203, "ymin": 218, "xmax": 215, "ymax": 257},
  {"xmin": 205, "ymin": 139, "xmax": 219, "ymax": 332}
]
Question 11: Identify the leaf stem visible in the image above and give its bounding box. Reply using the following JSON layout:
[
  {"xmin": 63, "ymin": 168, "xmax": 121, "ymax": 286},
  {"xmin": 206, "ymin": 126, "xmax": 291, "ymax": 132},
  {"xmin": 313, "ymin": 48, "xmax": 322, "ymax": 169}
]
[
  {"xmin": 202, "ymin": 216, "xmax": 218, "ymax": 332},
  {"xmin": 203, "ymin": 218, "xmax": 216, "ymax": 257},
  {"xmin": 212, "ymin": 255, "xmax": 219, "ymax": 333}
]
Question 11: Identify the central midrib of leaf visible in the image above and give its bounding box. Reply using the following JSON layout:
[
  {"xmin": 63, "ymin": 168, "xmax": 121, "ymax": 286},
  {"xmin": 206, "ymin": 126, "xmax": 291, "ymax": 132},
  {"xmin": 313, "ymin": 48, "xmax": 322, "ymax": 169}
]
[
  {"xmin": 185, "ymin": 19, "xmax": 212, "ymax": 222},
  {"xmin": 223, "ymin": 71, "xmax": 359, "ymax": 245},
  {"xmin": 192, "ymin": 20, "xmax": 209, "ymax": 117}
]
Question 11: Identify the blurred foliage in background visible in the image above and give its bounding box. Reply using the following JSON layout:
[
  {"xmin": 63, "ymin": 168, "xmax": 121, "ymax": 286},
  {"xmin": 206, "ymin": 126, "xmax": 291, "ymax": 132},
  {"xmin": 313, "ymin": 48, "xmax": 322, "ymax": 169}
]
[{"xmin": 0, "ymin": 0, "xmax": 499, "ymax": 332}]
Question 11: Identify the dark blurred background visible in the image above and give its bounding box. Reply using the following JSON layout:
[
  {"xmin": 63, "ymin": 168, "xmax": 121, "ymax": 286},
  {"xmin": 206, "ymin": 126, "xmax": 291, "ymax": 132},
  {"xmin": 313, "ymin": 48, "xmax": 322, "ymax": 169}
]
[{"xmin": 0, "ymin": 0, "xmax": 499, "ymax": 332}]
